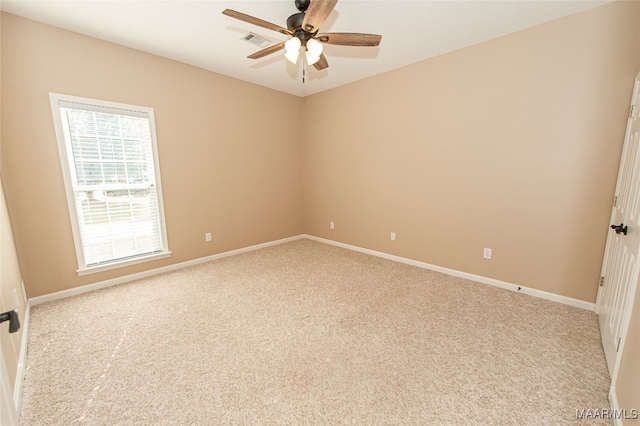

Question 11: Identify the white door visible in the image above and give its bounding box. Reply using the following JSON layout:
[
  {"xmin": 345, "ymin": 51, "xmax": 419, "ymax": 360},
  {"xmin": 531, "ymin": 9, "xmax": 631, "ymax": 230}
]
[
  {"xmin": 1, "ymin": 353, "xmax": 19, "ymax": 426},
  {"xmin": 1, "ymin": 179, "xmax": 29, "ymax": 425},
  {"xmin": 597, "ymin": 72, "xmax": 640, "ymax": 376}
]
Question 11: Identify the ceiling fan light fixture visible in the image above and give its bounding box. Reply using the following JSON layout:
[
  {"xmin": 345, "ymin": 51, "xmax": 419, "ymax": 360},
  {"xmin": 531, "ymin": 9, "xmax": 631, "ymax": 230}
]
[
  {"xmin": 223, "ymin": 0, "xmax": 381, "ymax": 73},
  {"xmin": 284, "ymin": 36, "xmax": 302, "ymax": 63},
  {"xmin": 285, "ymin": 49, "xmax": 300, "ymax": 64},
  {"xmin": 306, "ymin": 38, "xmax": 323, "ymax": 56},
  {"xmin": 305, "ymin": 50, "xmax": 321, "ymax": 65}
]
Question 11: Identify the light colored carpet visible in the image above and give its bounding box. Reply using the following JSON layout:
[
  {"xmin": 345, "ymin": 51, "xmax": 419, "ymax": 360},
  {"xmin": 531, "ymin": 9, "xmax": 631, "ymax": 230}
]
[{"xmin": 19, "ymin": 239, "xmax": 611, "ymax": 425}]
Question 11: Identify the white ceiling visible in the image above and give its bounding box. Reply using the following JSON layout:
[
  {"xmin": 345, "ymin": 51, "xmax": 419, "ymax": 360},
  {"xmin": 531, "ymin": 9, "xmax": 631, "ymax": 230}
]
[{"xmin": 1, "ymin": 0, "xmax": 613, "ymax": 97}]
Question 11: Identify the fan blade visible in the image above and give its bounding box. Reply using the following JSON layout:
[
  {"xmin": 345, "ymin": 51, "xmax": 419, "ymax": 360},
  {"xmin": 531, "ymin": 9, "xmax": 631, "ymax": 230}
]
[
  {"xmin": 302, "ymin": 0, "xmax": 338, "ymax": 33},
  {"xmin": 222, "ymin": 9, "xmax": 292, "ymax": 36},
  {"xmin": 313, "ymin": 53, "xmax": 329, "ymax": 70},
  {"xmin": 248, "ymin": 42, "xmax": 286, "ymax": 59},
  {"xmin": 316, "ymin": 33, "xmax": 381, "ymax": 47}
]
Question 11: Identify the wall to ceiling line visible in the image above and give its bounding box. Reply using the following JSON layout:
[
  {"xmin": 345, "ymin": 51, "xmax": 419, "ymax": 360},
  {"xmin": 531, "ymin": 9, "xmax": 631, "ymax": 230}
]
[
  {"xmin": 0, "ymin": 12, "xmax": 305, "ymax": 298},
  {"xmin": 302, "ymin": 0, "xmax": 640, "ymax": 304}
]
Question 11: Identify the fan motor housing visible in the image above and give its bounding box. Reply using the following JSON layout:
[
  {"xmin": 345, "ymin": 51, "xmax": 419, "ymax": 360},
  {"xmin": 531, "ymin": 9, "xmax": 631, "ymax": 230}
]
[
  {"xmin": 287, "ymin": 11, "xmax": 317, "ymax": 44},
  {"xmin": 286, "ymin": 12, "xmax": 305, "ymax": 31}
]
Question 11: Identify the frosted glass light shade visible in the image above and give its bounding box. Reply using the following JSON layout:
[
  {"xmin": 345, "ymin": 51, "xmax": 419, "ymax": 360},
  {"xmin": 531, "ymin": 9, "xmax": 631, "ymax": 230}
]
[
  {"xmin": 285, "ymin": 49, "xmax": 300, "ymax": 64},
  {"xmin": 305, "ymin": 50, "xmax": 320, "ymax": 65},
  {"xmin": 306, "ymin": 38, "xmax": 323, "ymax": 56},
  {"xmin": 284, "ymin": 37, "xmax": 302, "ymax": 64}
]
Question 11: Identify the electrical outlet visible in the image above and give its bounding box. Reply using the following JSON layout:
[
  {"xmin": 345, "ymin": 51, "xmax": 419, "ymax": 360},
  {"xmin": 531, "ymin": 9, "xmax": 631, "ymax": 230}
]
[
  {"xmin": 391, "ymin": 232, "xmax": 396, "ymax": 241},
  {"xmin": 330, "ymin": 221, "xmax": 335, "ymax": 229},
  {"xmin": 205, "ymin": 232, "xmax": 212, "ymax": 242},
  {"xmin": 483, "ymin": 248, "xmax": 492, "ymax": 259}
]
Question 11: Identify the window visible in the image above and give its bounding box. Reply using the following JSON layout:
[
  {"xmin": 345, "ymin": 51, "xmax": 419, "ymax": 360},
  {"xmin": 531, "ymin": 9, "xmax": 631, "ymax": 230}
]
[{"xmin": 50, "ymin": 93, "xmax": 170, "ymax": 275}]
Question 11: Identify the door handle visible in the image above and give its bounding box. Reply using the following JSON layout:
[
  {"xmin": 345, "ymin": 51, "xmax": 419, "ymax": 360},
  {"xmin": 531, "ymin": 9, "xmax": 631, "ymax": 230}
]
[
  {"xmin": 0, "ymin": 310, "xmax": 20, "ymax": 333},
  {"xmin": 611, "ymin": 223, "xmax": 628, "ymax": 235}
]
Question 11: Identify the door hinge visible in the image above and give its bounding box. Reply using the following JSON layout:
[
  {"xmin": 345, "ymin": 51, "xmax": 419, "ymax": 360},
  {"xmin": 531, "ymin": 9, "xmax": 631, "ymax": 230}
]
[
  {"xmin": 617, "ymin": 336, "xmax": 622, "ymax": 352},
  {"xmin": 614, "ymin": 195, "xmax": 618, "ymax": 207},
  {"xmin": 599, "ymin": 276, "xmax": 605, "ymax": 287},
  {"xmin": 631, "ymin": 104, "xmax": 636, "ymax": 118}
]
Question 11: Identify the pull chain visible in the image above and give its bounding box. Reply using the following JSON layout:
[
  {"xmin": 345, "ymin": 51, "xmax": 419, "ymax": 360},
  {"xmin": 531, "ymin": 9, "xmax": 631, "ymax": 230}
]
[{"xmin": 303, "ymin": 62, "xmax": 306, "ymax": 84}]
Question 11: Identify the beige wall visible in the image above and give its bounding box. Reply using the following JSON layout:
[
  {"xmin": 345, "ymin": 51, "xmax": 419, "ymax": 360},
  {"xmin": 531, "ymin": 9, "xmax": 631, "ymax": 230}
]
[
  {"xmin": 616, "ymin": 276, "xmax": 640, "ymax": 424},
  {"xmin": 303, "ymin": 1, "xmax": 640, "ymax": 303},
  {"xmin": 1, "ymin": 1, "xmax": 639, "ymax": 419},
  {"xmin": 1, "ymin": 13, "xmax": 304, "ymax": 297},
  {"xmin": 3, "ymin": 2, "xmax": 637, "ymax": 303},
  {"xmin": 1, "ymin": 13, "xmax": 28, "ymax": 412}
]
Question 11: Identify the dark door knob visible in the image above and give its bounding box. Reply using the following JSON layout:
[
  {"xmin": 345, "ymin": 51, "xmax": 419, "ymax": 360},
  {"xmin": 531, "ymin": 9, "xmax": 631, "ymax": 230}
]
[
  {"xmin": 0, "ymin": 310, "xmax": 20, "ymax": 333},
  {"xmin": 611, "ymin": 223, "xmax": 628, "ymax": 235}
]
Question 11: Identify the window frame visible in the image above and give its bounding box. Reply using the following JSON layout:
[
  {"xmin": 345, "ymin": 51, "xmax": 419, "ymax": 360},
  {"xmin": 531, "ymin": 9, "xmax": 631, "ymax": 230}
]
[{"xmin": 49, "ymin": 93, "xmax": 171, "ymax": 275}]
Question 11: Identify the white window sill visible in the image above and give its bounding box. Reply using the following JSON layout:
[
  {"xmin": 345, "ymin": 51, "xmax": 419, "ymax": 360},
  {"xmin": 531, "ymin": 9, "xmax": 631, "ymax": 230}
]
[{"xmin": 77, "ymin": 251, "xmax": 172, "ymax": 276}]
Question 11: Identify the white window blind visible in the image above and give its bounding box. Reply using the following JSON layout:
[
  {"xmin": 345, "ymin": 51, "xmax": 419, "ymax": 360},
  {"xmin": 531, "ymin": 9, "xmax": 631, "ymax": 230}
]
[{"xmin": 50, "ymin": 93, "xmax": 170, "ymax": 274}]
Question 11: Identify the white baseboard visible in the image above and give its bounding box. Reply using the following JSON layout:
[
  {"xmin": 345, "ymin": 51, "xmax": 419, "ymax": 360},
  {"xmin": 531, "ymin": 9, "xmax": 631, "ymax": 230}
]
[
  {"xmin": 304, "ymin": 235, "xmax": 596, "ymax": 311},
  {"xmin": 29, "ymin": 235, "xmax": 305, "ymax": 306},
  {"xmin": 609, "ymin": 386, "xmax": 623, "ymax": 426},
  {"xmin": 29, "ymin": 233, "xmax": 594, "ymax": 312}
]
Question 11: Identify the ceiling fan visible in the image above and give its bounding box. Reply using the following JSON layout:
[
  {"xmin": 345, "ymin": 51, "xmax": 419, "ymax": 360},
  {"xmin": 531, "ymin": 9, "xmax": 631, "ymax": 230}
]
[{"xmin": 222, "ymin": 0, "xmax": 382, "ymax": 71}]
